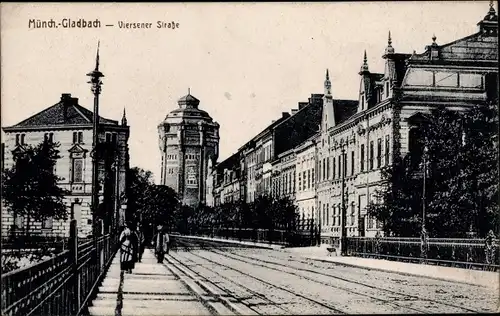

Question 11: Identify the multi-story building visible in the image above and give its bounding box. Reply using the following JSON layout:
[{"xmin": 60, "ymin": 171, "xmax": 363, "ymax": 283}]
[
  {"xmin": 211, "ymin": 152, "xmax": 240, "ymax": 206},
  {"xmin": 270, "ymin": 147, "xmax": 296, "ymax": 201},
  {"xmin": 158, "ymin": 92, "xmax": 220, "ymax": 207},
  {"xmin": 294, "ymin": 136, "xmax": 317, "ymax": 220},
  {"xmin": 317, "ymin": 5, "xmax": 498, "ymax": 242},
  {"xmin": 209, "ymin": 93, "xmax": 324, "ymax": 206},
  {"xmin": 2, "ymin": 93, "xmax": 130, "ymax": 237},
  {"xmin": 238, "ymin": 112, "xmax": 291, "ymax": 203},
  {"xmin": 207, "ymin": 5, "xmax": 498, "ymax": 241}
]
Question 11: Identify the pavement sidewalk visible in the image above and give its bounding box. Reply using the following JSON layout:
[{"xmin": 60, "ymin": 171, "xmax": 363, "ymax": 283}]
[
  {"xmin": 288, "ymin": 245, "xmax": 499, "ymax": 291},
  {"xmin": 181, "ymin": 235, "xmax": 499, "ymax": 291},
  {"xmin": 88, "ymin": 249, "xmax": 215, "ymax": 316}
]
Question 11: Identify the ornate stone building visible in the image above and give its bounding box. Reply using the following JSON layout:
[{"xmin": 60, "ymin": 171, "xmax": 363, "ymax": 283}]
[
  {"xmin": 316, "ymin": 4, "xmax": 498, "ymax": 242},
  {"xmin": 158, "ymin": 92, "xmax": 220, "ymax": 207},
  {"xmin": 2, "ymin": 93, "xmax": 130, "ymax": 237},
  {"xmin": 207, "ymin": 4, "xmax": 498, "ymax": 243}
]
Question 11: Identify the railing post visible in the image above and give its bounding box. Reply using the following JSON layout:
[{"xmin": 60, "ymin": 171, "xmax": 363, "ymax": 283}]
[
  {"xmin": 420, "ymin": 228, "xmax": 429, "ymax": 264},
  {"xmin": 374, "ymin": 231, "xmax": 382, "ymax": 259},
  {"xmin": 485, "ymin": 230, "xmax": 496, "ymax": 267},
  {"xmin": 69, "ymin": 219, "xmax": 81, "ymax": 314}
]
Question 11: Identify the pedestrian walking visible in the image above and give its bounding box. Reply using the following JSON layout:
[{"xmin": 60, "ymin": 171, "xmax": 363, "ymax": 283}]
[
  {"xmin": 129, "ymin": 222, "xmax": 139, "ymax": 270},
  {"xmin": 136, "ymin": 224, "xmax": 145, "ymax": 262},
  {"xmin": 119, "ymin": 223, "xmax": 135, "ymax": 274},
  {"xmin": 152, "ymin": 225, "xmax": 170, "ymax": 263}
]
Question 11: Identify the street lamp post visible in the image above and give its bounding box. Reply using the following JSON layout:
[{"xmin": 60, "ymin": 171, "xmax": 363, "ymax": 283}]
[
  {"xmin": 340, "ymin": 147, "xmax": 348, "ymax": 256},
  {"xmin": 87, "ymin": 42, "xmax": 104, "ymax": 239},
  {"xmin": 421, "ymin": 144, "xmax": 429, "ymax": 260}
]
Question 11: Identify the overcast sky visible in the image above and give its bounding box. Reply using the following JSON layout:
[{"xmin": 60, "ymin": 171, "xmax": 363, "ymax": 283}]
[{"xmin": 1, "ymin": 2, "xmax": 493, "ymax": 183}]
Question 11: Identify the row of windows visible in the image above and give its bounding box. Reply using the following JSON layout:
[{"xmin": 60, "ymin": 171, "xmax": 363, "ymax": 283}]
[
  {"xmin": 318, "ymin": 134, "xmax": 390, "ymax": 182},
  {"xmin": 271, "ymin": 170, "xmax": 296, "ymax": 197},
  {"xmin": 13, "ymin": 203, "xmax": 87, "ymax": 231},
  {"xmin": 360, "ymin": 82, "xmax": 390, "ymax": 112},
  {"xmin": 166, "ymin": 154, "xmax": 199, "ymax": 160},
  {"xmin": 246, "ymin": 144, "xmax": 272, "ymax": 166},
  {"xmin": 405, "ymin": 70, "xmax": 483, "ymax": 89},
  {"xmin": 321, "ymin": 203, "xmax": 372, "ymax": 227},
  {"xmin": 15, "ymin": 131, "xmax": 114, "ymax": 147},
  {"xmin": 14, "ymin": 215, "xmax": 53, "ymax": 229},
  {"xmin": 298, "ymin": 168, "xmax": 315, "ymax": 192}
]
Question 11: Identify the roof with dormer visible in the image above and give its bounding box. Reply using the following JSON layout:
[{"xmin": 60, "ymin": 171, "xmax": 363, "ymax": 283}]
[
  {"xmin": 408, "ymin": 5, "xmax": 498, "ymax": 65},
  {"xmin": 3, "ymin": 93, "xmax": 119, "ymax": 132}
]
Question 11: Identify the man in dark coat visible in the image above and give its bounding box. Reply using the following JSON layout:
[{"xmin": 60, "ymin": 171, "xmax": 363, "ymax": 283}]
[{"xmin": 152, "ymin": 225, "xmax": 170, "ymax": 263}]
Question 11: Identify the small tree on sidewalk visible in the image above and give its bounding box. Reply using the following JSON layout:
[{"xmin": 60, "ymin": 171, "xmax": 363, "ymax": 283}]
[{"xmin": 2, "ymin": 141, "xmax": 69, "ymax": 238}]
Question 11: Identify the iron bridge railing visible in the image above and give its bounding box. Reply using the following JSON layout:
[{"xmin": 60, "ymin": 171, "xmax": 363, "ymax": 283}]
[{"xmin": 1, "ymin": 220, "xmax": 119, "ymax": 316}]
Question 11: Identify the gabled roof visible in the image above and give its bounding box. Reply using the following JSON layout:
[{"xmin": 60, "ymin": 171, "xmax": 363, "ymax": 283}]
[
  {"xmin": 68, "ymin": 143, "xmax": 89, "ymax": 154},
  {"xmin": 238, "ymin": 112, "xmax": 291, "ymax": 152},
  {"xmin": 4, "ymin": 93, "xmax": 117, "ymax": 131},
  {"xmin": 333, "ymin": 99, "xmax": 359, "ymax": 124},
  {"xmin": 273, "ymin": 95, "xmax": 323, "ymax": 156}
]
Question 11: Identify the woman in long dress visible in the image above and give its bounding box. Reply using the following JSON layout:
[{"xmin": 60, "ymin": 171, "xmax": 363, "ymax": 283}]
[{"xmin": 119, "ymin": 224, "xmax": 135, "ymax": 273}]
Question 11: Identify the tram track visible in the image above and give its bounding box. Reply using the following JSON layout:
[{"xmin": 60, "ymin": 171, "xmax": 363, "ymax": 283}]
[
  {"xmin": 173, "ymin": 237, "xmax": 493, "ymax": 314},
  {"xmin": 170, "ymin": 250, "xmax": 348, "ymax": 315},
  {"xmin": 160, "ymin": 253, "xmax": 247, "ymax": 315},
  {"xmin": 175, "ymin": 248, "xmax": 435, "ymax": 314},
  {"xmin": 167, "ymin": 254, "xmax": 297, "ymax": 315},
  {"xmin": 211, "ymin": 248, "xmax": 484, "ymax": 313}
]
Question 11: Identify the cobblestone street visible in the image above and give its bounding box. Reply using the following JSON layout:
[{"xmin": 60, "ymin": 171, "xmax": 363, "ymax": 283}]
[
  {"xmin": 89, "ymin": 238, "xmax": 497, "ymax": 315},
  {"xmin": 167, "ymin": 240, "xmax": 497, "ymax": 314}
]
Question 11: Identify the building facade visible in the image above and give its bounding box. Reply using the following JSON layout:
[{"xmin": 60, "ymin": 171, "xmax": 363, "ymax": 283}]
[
  {"xmin": 293, "ymin": 136, "xmax": 317, "ymax": 221},
  {"xmin": 158, "ymin": 93, "xmax": 220, "ymax": 207},
  {"xmin": 207, "ymin": 6, "xmax": 498, "ymax": 242},
  {"xmin": 2, "ymin": 93, "xmax": 130, "ymax": 238}
]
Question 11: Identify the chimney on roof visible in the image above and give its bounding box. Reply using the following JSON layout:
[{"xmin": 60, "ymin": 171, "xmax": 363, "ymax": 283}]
[
  {"xmin": 282, "ymin": 112, "xmax": 289, "ymax": 118},
  {"xmin": 61, "ymin": 93, "xmax": 72, "ymax": 122}
]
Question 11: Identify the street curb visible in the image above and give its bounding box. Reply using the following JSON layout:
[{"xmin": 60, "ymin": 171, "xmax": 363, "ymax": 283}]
[
  {"xmin": 179, "ymin": 235, "xmax": 285, "ymax": 250},
  {"xmin": 304, "ymin": 256, "xmax": 498, "ymax": 290}
]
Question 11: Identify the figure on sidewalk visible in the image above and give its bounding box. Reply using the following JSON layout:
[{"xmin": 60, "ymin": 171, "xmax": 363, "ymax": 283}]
[
  {"xmin": 119, "ymin": 223, "xmax": 136, "ymax": 274},
  {"xmin": 129, "ymin": 222, "xmax": 139, "ymax": 270},
  {"xmin": 152, "ymin": 225, "xmax": 170, "ymax": 263},
  {"xmin": 136, "ymin": 223, "xmax": 146, "ymax": 262}
]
